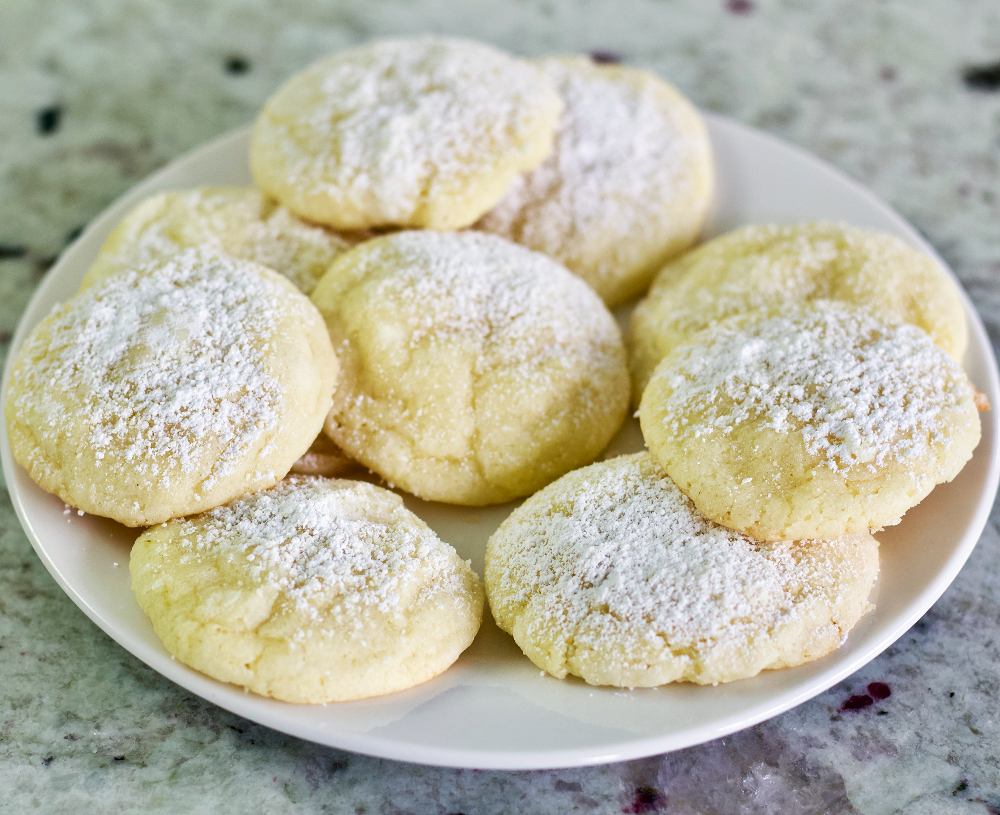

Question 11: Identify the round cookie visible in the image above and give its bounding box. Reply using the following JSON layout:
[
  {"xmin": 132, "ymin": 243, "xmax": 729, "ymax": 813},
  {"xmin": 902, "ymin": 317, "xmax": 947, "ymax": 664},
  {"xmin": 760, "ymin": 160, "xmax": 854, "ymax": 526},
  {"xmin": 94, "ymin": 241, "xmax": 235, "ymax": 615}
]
[
  {"xmin": 78, "ymin": 187, "xmax": 357, "ymax": 295},
  {"xmin": 6, "ymin": 248, "xmax": 338, "ymax": 526},
  {"xmin": 311, "ymin": 230, "xmax": 630, "ymax": 505},
  {"xmin": 629, "ymin": 222, "xmax": 968, "ymax": 404},
  {"xmin": 131, "ymin": 477, "xmax": 484, "ymax": 703},
  {"xmin": 250, "ymin": 36, "xmax": 563, "ymax": 231},
  {"xmin": 486, "ymin": 453, "xmax": 879, "ymax": 687},
  {"xmin": 638, "ymin": 301, "xmax": 982, "ymax": 541},
  {"xmin": 476, "ymin": 56, "xmax": 714, "ymax": 308}
]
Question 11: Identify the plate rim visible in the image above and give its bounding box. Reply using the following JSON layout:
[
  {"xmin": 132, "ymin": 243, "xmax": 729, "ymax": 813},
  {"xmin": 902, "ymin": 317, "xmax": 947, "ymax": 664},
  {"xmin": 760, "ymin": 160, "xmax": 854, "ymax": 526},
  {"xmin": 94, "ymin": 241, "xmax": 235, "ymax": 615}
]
[{"xmin": 3, "ymin": 113, "xmax": 999, "ymax": 770}]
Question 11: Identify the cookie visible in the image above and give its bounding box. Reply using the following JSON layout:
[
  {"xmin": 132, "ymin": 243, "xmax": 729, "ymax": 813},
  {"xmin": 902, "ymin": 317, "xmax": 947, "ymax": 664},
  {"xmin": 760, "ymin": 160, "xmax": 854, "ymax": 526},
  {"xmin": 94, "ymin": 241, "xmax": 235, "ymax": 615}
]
[
  {"xmin": 131, "ymin": 477, "xmax": 484, "ymax": 703},
  {"xmin": 250, "ymin": 36, "xmax": 563, "ymax": 231},
  {"xmin": 477, "ymin": 56, "xmax": 714, "ymax": 308},
  {"xmin": 311, "ymin": 230, "xmax": 630, "ymax": 505},
  {"xmin": 639, "ymin": 301, "xmax": 982, "ymax": 541},
  {"xmin": 486, "ymin": 453, "xmax": 878, "ymax": 687},
  {"xmin": 629, "ymin": 222, "xmax": 968, "ymax": 404},
  {"xmin": 78, "ymin": 187, "xmax": 357, "ymax": 295},
  {"xmin": 6, "ymin": 248, "xmax": 338, "ymax": 526},
  {"xmin": 289, "ymin": 432, "xmax": 358, "ymax": 478}
]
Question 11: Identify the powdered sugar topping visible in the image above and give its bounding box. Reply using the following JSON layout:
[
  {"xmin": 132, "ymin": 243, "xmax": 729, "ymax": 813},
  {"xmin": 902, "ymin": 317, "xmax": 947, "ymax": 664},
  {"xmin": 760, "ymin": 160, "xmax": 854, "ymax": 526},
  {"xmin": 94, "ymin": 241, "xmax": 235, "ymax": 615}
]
[
  {"xmin": 95, "ymin": 188, "xmax": 352, "ymax": 294},
  {"xmin": 651, "ymin": 301, "xmax": 973, "ymax": 471},
  {"xmin": 257, "ymin": 37, "xmax": 559, "ymax": 221},
  {"xmin": 174, "ymin": 478, "xmax": 466, "ymax": 618},
  {"xmin": 643, "ymin": 222, "xmax": 961, "ymax": 355},
  {"xmin": 478, "ymin": 57, "xmax": 703, "ymax": 281},
  {"xmin": 490, "ymin": 454, "xmax": 865, "ymax": 657},
  {"xmin": 13, "ymin": 248, "xmax": 288, "ymax": 489},
  {"xmin": 344, "ymin": 231, "xmax": 620, "ymax": 374}
]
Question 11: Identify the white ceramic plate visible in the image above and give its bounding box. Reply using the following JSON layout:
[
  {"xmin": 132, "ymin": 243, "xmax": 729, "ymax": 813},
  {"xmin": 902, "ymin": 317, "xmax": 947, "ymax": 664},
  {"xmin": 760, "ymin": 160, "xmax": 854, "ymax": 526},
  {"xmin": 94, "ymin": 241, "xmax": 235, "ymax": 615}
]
[{"xmin": 3, "ymin": 115, "xmax": 998, "ymax": 771}]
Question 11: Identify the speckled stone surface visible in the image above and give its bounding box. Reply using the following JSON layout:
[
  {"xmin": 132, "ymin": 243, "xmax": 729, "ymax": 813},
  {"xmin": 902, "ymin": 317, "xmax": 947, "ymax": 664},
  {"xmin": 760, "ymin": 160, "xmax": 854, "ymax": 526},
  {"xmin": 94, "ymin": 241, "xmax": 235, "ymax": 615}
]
[{"xmin": 2, "ymin": 1, "xmax": 1000, "ymax": 812}]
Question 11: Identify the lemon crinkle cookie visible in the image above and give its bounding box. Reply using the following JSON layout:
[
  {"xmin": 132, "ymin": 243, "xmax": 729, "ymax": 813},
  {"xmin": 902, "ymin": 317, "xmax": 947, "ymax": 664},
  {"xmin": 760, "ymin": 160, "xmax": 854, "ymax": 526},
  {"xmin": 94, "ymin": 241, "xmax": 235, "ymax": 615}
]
[
  {"xmin": 486, "ymin": 453, "xmax": 878, "ymax": 687},
  {"xmin": 6, "ymin": 248, "xmax": 338, "ymax": 526},
  {"xmin": 639, "ymin": 301, "xmax": 983, "ymax": 542},
  {"xmin": 477, "ymin": 56, "xmax": 714, "ymax": 308},
  {"xmin": 78, "ymin": 187, "xmax": 357, "ymax": 296},
  {"xmin": 131, "ymin": 477, "xmax": 483, "ymax": 703},
  {"xmin": 250, "ymin": 36, "xmax": 563, "ymax": 231},
  {"xmin": 629, "ymin": 222, "xmax": 968, "ymax": 404},
  {"xmin": 311, "ymin": 230, "xmax": 630, "ymax": 505}
]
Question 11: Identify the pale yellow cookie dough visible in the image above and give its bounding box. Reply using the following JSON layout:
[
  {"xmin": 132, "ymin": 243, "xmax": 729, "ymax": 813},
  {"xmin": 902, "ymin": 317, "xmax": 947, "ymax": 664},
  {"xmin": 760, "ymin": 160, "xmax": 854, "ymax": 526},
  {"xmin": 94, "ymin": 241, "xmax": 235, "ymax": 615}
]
[
  {"xmin": 477, "ymin": 56, "xmax": 714, "ymax": 308},
  {"xmin": 311, "ymin": 230, "xmax": 630, "ymax": 505},
  {"xmin": 486, "ymin": 453, "xmax": 879, "ymax": 687},
  {"xmin": 639, "ymin": 301, "xmax": 982, "ymax": 541},
  {"xmin": 78, "ymin": 187, "xmax": 357, "ymax": 295},
  {"xmin": 250, "ymin": 36, "xmax": 563, "ymax": 231},
  {"xmin": 629, "ymin": 222, "xmax": 968, "ymax": 404},
  {"xmin": 6, "ymin": 248, "xmax": 338, "ymax": 526},
  {"xmin": 131, "ymin": 477, "xmax": 484, "ymax": 703}
]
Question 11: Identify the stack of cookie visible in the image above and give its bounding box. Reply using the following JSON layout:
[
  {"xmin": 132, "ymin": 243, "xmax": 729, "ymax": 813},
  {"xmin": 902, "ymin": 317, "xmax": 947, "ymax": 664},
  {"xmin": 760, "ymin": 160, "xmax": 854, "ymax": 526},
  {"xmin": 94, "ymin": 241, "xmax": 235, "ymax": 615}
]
[
  {"xmin": 4, "ymin": 35, "xmax": 985, "ymax": 701},
  {"xmin": 487, "ymin": 223, "xmax": 985, "ymax": 687}
]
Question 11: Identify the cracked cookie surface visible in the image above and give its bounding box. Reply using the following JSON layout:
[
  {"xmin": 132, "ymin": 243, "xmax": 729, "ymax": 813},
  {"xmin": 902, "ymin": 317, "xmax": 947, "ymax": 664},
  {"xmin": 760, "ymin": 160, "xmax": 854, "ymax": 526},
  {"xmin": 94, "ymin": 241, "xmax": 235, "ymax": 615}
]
[
  {"xmin": 477, "ymin": 56, "xmax": 713, "ymax": 308},
  {"xmin": 250, "ymin": 36, "xmax": 562, "ymax": 231},
  {"xmin": 639, "ymin": 301, "xmax": 982, "ymax": 541},
  {"xmin": 131, "ymin": 477, "xmax": 483, "ymax": 703},
  {"xmin": 311, "ymin": 230, "xmax": 629, "ymax": 505},
  {"xmin": 78, "ymin": 187, "xmax": 358, "ymax": 296},
  {"xmin": 485, "ymin": 453, "xmax": 879, "ymax": 687},
  {"xmin": 629, "ymin": 222, "xmax": 968, "ymax": 405},
  {"xmin": 6, "ymin": 248, "xmax": 338, "ymax": 526}
]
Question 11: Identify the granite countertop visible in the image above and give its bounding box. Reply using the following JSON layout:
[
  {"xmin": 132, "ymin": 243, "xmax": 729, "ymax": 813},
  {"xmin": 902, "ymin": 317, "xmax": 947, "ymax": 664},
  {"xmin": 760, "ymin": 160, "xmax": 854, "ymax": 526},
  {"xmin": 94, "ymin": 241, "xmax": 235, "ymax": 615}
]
[{"xmin": 3, "ymin": 1, "xmax": 1000, "ymax": 812}]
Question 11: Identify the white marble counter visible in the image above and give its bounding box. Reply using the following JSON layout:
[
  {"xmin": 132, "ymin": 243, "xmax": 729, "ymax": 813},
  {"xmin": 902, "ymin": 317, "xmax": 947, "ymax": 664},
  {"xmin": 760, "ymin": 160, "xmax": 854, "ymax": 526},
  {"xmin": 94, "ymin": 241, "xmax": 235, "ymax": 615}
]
[{"xmin": 2, "ymin": 1, "xmax": 1000, "ymax": 811}]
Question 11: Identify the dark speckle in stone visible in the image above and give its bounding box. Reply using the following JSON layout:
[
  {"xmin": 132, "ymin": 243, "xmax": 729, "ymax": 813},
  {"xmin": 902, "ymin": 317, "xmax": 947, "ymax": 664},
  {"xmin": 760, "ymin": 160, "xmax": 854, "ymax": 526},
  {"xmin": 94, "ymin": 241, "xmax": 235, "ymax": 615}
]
[
  {"xmin": 34, "ymin": 255, "xmax": 59, "ymax": 277},
  {"xmin": 840, "ymin": 694, "xmax": 874, "ymax": 712},
  {"xmin": 950, "ymin": 691, "xmax": 956, "ymax": 697},
  {"xmin": 954, "ymin": 780, "xmax": 969, "ymax": 795},
  {"xmin": 42, "ymin": 756, "xmax": 54, "ymax": 766},
  {"xmin": 64, "ymin": 734, "xmax": 79, "ymax": 741},
  {"xmin": 625, "ymin": 786, "xmax": 662, "ymax": 813},
  {"xmin": 0, "ymin": 244, "xmax": 27, "ymax": 259},
  {"xmin": 724, "ymin": 0, "xmax": 755, "ymax": 15},
  {"xmin": 37, "ymin": 105, "xmax": 62, "ymax": 135},
  {"xmin": 876, "ymin": 710, "xmax": 889, "ymax": 715},
  {"xmin": 224, "ymin": 55, "xmax": 251, "ymax": 74},
  {"xmin": 963, "ymin": 62, "xmax": 1000, "ymax": 91},
  {"xmin": 880, "ymin": 65, "xmax": 897, "ymax": 81},
  {"xmin": 556, "ymin": 780, "xmax": 582, "ymax": 792},
  {"xmin": 868, "ymin": 682, "xmax": 891, "ymax": 700},
  {"xmin": 590, "ymin": 50, "xmax": 623, "ymax": 64},
  {"xmin": 113, "ymin": 755, "xmax": 126, "ymax": 761}
]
